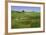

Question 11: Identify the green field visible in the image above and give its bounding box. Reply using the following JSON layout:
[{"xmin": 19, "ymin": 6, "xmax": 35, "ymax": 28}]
[{"xmin": 11, "ymin": 11, "xmax": 40, "ymax": 29}]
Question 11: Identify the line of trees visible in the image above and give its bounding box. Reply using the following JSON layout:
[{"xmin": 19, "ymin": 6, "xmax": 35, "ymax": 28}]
[
  {"xmin": 11, "ymin": 10, "xmax": 25, "ymax": 13},
  {"xmin": 16, "ymin": 10, "xmax": 25, "ymax": 13}
]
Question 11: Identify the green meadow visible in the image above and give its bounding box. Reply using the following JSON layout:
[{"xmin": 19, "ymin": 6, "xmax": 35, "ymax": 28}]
[{"xmin": 11, "ymin": 11, "xmax": 40, "ymax": 29}]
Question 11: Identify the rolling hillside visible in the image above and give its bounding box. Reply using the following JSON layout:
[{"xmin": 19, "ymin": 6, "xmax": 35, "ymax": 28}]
[{"xmin": 11, "ymin": 11, "xmax": 40, "ymax": 29}]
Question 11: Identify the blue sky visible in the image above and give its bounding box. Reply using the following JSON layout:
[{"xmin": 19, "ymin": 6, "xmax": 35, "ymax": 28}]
[{"xmin": 11, "ymin": 6, "xmax": 40, "ymax": 12}]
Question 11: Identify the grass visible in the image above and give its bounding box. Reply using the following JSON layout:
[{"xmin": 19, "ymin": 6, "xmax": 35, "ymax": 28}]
[{"xmin": 11, "ymin": 11, "xmax": 40, "ymax": 29}]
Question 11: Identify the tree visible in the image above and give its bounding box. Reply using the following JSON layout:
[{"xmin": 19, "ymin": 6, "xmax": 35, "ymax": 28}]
[{"xmin": 22, "ymin": 10, "xmax": 24, "ymax": 12}]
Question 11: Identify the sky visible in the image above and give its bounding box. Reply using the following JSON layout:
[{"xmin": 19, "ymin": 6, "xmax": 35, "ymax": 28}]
[{"xmin": 11, "ymin": 6, "xmax": 40, "ymax": 12}]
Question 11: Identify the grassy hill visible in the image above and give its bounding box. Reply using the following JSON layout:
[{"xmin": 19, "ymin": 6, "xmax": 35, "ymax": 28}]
[{"xmin": 11, "ymin": 11, "xmax": 40, "ymax": 29}]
